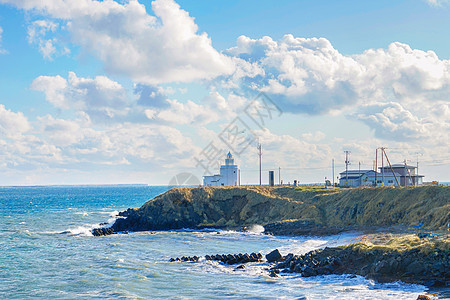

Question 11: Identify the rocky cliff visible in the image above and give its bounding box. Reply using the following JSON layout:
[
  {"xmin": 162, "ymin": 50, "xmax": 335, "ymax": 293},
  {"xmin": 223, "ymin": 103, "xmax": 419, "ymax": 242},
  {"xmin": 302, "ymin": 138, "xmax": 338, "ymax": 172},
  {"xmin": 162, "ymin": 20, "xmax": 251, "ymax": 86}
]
[{"xmin": 94, "ymin": 185, "xmax": 449, "ymax": 236}]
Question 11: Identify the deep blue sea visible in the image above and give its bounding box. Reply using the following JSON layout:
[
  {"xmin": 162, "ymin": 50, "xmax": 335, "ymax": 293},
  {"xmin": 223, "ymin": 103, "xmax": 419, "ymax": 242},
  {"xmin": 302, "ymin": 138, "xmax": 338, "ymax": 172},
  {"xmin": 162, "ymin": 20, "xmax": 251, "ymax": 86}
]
[{"xmin": 0, "ymin": 185, "xmax": 428, "ymax": 299}]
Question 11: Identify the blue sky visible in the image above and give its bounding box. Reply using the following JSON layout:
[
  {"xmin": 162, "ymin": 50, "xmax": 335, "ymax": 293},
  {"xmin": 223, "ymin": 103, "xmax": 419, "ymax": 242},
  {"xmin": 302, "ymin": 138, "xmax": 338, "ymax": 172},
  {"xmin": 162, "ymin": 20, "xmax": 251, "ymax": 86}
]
[{"xmin": 0, "ymin": 0, "xmax": 448, "ymax": 185}]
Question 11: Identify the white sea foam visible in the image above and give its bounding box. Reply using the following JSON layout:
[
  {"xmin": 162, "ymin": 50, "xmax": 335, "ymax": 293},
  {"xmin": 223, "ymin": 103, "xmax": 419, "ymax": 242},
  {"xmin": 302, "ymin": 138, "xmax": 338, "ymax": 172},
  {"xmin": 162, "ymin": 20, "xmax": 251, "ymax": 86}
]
[
  {"xmin": 74, "ymin": 212, "xmax": 89, "ymax": 216},
  {"xmin": 246, "ymin": 224, "xmax": 265, "ymax": 234},
  {"xmin": 63, "ymin": 225, "xmax": 95, "ymax": 236}
]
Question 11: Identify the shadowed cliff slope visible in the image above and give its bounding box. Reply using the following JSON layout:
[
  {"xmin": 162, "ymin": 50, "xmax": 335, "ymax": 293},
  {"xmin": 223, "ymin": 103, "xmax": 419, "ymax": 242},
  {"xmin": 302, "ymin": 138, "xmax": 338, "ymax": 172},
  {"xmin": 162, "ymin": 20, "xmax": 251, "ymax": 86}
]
[{"xmin": 108, "ymin": 185, "xmax": 449, "ymax": 234}]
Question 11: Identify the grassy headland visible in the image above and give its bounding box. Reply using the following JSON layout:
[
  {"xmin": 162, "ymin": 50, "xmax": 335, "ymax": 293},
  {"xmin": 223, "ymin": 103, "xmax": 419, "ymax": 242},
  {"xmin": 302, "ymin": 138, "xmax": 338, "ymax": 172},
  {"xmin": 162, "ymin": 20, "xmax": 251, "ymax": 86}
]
[{"xmin": 108, "ymin": 185, "xmax": 449, "ymax": 234}]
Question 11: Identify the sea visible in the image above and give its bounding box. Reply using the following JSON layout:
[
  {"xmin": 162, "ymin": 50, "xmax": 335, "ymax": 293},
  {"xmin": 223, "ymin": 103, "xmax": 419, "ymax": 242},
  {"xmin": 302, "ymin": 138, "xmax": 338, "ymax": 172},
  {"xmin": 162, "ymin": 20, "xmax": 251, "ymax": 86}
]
[{"xmin": 0, "ymin": 185, "xmax": 430, "ymax": 299}]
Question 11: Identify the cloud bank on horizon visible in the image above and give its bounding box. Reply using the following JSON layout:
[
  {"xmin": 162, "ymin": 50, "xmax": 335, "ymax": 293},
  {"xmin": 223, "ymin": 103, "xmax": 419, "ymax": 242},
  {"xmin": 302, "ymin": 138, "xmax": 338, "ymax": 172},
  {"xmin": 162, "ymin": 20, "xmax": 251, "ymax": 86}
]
[{"xmin": 0, "ymin": 0, "xmax": 448, "ymax": 184}]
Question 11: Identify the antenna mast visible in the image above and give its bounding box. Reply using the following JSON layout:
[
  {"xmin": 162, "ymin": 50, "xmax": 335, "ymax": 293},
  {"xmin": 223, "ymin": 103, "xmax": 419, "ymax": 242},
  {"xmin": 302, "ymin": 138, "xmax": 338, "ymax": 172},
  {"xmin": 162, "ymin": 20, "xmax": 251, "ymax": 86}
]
[
  {"xmin": 257, "ymin": 143, "xmax": 262, "ymax": 186},
  {"xmin": 344, "ymin": 150, "xmax": 351, "ymax": 186}
]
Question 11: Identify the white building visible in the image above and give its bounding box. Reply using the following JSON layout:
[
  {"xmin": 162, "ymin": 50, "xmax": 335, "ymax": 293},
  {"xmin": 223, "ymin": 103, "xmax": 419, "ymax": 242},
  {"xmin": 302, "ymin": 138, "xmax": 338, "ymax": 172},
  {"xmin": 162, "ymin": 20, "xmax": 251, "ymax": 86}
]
[
  {"xmin": 339, "ymin": 164, "xmax": 424, "ymax": 187},
  {"xmin": 203, "ymin": 152, "xmax": 240, "ymax": 186},
  {"xmin": 339, "ymin": 170, "xmax": 401, "ymax": 187}
]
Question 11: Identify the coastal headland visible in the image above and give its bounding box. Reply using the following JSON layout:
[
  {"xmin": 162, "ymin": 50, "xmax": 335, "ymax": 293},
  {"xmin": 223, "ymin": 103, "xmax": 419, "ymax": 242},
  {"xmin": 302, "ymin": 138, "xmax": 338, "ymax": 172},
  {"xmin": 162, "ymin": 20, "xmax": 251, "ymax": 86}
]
[
  {"xmin": 96, "ymin": 185, "xmax": 449, "ymax": 235},
  {"xmin": 93, "ymin": 185, "xmax": 449, "ymax": 291}
]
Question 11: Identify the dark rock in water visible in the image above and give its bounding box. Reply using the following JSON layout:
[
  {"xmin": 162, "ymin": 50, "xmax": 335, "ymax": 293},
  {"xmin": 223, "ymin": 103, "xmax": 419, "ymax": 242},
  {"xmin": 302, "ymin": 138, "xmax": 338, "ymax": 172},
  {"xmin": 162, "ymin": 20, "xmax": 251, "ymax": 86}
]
[
  {"xmin": 301, "ymin": 266, "xmax": 317, "ymax": 277},
  {"xmin": 234, "ymin": 264, "xmax": 245, "ymax": 271},
  {"xmin": 169, "ymin": 251, "xmax": 263, "ymax": 265},
  {"xmin": 92, "ymin": 227, "xmax": 115, "ymax": 236},
  {"xmin": 266, "ymin": 249, "xmax": 283, "ymax": 263},
  {"xmin": 269, "ymin": 270, "xmax": 279, "ymax": 277},
  {"xmin": 416, "ymin": 295, "xmax": 431, "ymax": 300}
]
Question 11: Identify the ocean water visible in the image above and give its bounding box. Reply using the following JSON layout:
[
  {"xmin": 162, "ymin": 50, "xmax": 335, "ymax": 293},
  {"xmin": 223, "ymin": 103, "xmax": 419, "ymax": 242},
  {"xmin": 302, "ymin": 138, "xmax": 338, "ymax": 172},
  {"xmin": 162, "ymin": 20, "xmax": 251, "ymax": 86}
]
[{"xmin": 0, "ymin": 185, "xmax": 428, "ymax": 299}]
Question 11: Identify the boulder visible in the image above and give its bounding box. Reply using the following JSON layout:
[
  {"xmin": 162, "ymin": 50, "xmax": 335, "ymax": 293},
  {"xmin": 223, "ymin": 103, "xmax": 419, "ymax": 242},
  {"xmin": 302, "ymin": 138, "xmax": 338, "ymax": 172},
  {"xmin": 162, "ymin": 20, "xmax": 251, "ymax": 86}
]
[{"xmin": 266, "ymin": 249, "xmax": 283, "ymax": 263}]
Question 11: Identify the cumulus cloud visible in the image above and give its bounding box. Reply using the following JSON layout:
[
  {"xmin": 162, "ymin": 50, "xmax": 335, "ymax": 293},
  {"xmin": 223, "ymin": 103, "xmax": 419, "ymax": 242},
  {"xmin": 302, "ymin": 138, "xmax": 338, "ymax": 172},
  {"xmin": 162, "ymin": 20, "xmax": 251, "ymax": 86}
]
[
  {"xmin": 223, "ymin": 35, "xmax": 450, "ymax": 117},
  {"xmin": 31, "ymin": 72, "xmax": 131, "ymax": 122},
  {"xmin": 154, "ymin": 90, "xmax": 238, "ymax": 125},
  {"xmin": 2, "ymin": 0, "xmax": 235, "ymax": 83},
  {"xmin": 0, "ymin": 107, "xmax": 200, "ymax": 174},
  {"xmin": 134, "ymin": 84, "xmax": 169, "ymax": 108},
  {"xmin": 0, "ymin": 105, "xmax": 30, "ymax": 138},
  {"xmin": 27, "ymin": 19, "xmax": 69, "ymax": 59},
  {"xmin": 31, "ymin": 72, "xmax": 240, "ymax": 127},
  {"xmin": 355, "ymin": 102, "xmax": 450, "ymax": 142}
]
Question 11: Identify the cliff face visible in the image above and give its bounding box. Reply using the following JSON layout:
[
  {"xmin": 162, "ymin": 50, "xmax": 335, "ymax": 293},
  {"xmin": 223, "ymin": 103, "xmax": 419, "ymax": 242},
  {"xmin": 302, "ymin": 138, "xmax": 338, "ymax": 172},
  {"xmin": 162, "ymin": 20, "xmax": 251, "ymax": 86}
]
[{"xmin": 110, "ymin": 185, "xmax": 449, "ymax": 234}]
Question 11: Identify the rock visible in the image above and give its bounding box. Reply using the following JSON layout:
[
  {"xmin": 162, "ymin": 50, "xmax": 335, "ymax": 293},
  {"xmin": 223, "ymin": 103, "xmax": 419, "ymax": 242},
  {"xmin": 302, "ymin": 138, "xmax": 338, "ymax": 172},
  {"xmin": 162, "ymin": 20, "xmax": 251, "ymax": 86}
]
[
  {"xmin": 406, "ymin": 261, "xmax": 425, "ymax": 275},
  {"xmin": 301, "ymin": 266, "xmax": 317, "ymax": 277},
  {"xmin": 416, "ymin": 295, "xmax": 431, "ymax": 300},
  {"xmin": 92, "ymin": 227, "xmax": 115, "ymax": 236},
  {"xmin": 269, "ymin": 270, "xmax": 279, "ymax": 277},
  {"xmin": 234, "ymin": 265, "xmax": 245, "ymax": 271},
  {"xmin": 266, "ymin": 249, "xmax": 283, "ymax": 263}
]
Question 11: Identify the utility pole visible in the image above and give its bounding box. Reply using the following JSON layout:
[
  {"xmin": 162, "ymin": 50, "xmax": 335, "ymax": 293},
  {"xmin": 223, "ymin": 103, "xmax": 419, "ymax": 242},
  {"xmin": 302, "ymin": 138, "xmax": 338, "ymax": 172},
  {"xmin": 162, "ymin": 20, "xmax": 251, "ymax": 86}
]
[
  {"xmin": 416, "ymin": 159, "xmax": 419, "ymax": 187},
  {"xmin": 332, "ymin": 159, "xmax": 335, "ymax": 187},
  {"xmin": 375, "ymin": 148, "xmax": 378, "ymax": 186},
  {"xmin": 383, "ymin": 148, "xmax": 400, "ymax": 187},
  {"xmin": 359, "ymin": 161, "xmax": 361, "ymax": 187},
  {"xmin": 344, "ymin": 150, "xmax": 351, "ymax": 186},
  {"xmin": 382, "ymin": 147, "xmax": 385, "ymax": 185},
  {"xmin": 257, "ymin": 143, "xmax": 262, "ymax": 186},
  {"xmin": 278, "ymin": 167, "xmax": 281, "ymax": 185},
  {"xmin": 404, "ymin": 159, "xmax": 407, "ymax": 187}
]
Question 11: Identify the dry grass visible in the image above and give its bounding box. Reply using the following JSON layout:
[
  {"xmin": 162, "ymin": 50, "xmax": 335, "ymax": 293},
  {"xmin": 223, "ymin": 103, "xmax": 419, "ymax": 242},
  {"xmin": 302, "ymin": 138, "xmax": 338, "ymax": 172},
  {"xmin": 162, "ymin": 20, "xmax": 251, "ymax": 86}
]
[
  {"xmin": 139, "ymin": 185, "xmax": 450, "ymax": 231},
  {"xmin": 345, "ymin": 233, "xmax": 450, "ymax": 254}
]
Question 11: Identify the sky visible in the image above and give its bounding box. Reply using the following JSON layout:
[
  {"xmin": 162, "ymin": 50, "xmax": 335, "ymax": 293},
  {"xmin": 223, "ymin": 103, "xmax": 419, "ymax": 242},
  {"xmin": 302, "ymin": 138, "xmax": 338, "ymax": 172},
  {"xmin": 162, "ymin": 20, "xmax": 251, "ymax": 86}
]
[{"xmin": 0, "ymin": 0, "xmax": 449, "ymax": 186}]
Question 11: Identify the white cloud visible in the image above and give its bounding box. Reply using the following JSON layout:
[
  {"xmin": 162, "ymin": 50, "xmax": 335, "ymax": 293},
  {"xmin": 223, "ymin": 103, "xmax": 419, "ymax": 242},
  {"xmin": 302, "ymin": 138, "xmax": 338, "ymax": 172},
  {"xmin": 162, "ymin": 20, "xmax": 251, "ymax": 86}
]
[
  {"xmin": 355, "ymin": 102, "xmax": 450, "ymax": 142},
  {"xmin": 2, "ymin": 0, "xmax": 235, "ymax": 83},
  {"xmin": 26, "ymin": 20, "xmax": 68, "ymax": 59},
  {"xmin": 0, "ymin": 25, "xmax": 6, "ymax": 54},
  {"xmin": 424, "ymin": 0, "xmax": 449, "ymax": 6},
  {"xmin": 0, "ymin": 105, "xmax": 30, "ymax": 138},
  {"xmin": 155, "ymin": 90, "xmax": 238, "ymax": 125},
  {"xmin": 224, "ymin": 35, "xmax": 450, "ymax": 117},
  {"xmin": 301, "ymin": 131, "xmax": 326, "ymax": 143},
  {"xmin": 31, "ymin": 72, "xmax": 131, "ymax": 122}
]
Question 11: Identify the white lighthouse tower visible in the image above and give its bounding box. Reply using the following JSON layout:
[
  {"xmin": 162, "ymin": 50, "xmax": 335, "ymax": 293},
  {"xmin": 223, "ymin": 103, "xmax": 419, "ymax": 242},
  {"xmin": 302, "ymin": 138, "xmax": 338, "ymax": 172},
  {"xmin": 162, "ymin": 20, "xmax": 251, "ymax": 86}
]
[{"xmin": 203, "ymin": 152, "xmax": 240, "ymax": 186}]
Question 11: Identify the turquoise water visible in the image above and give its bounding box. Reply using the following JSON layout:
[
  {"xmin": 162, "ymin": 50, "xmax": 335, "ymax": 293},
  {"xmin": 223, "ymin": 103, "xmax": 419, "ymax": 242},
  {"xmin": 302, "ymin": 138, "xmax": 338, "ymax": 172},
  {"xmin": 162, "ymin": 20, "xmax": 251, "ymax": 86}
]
[{"xmin": 0, "ymin": 185, "xmax": 427, "ymax": 299}]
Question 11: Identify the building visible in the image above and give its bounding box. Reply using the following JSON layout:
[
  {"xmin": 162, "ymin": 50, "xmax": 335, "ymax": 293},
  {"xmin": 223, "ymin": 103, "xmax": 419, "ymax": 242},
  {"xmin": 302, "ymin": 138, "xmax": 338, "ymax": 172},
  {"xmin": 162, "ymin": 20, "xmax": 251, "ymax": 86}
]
[
  {"xmin": 203, "ymin": 152, "xmax": 240, "ymax": 186},
  {"xmin": 339, "ymin": 163, "xmax": 424, "ymax": 187},
  {"xmin": 339, "ymin": 170, "xmax": 401, "ymax": 187},
  {"xmin": 379, "ymin": 164, "xmax": 424, "ymax": 186}
]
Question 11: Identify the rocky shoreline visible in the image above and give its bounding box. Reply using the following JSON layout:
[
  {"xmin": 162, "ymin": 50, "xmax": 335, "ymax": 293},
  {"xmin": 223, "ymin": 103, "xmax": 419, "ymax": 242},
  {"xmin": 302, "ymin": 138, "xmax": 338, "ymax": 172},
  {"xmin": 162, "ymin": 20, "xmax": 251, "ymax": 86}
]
[
  {"xmin": 168, "ymin": 234, "xmax": 449, "ymax": 298},
  {"xmin": 91, "ymin": 185, "xmax": 449, "ymax": 296}
]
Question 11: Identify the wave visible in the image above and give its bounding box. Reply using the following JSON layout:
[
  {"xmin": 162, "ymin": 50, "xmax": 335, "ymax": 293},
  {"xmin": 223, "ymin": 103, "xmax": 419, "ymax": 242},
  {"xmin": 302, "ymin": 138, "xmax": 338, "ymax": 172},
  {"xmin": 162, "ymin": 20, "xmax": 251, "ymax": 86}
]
[
  {"xmin": 60, "ymin": 224, "xmax": 96, "ymax": 236},
  {"xmin": 60, "ymin": 210, "xmax": 121, "ymax": 236}
]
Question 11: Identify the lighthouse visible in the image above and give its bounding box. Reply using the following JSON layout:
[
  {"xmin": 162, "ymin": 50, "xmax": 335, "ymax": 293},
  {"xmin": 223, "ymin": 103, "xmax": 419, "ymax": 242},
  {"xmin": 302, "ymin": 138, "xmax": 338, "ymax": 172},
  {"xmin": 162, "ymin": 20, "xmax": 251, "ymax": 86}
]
[{"xmin": 203, "ymin": 152, "xmax": 240, "ymax": 186}]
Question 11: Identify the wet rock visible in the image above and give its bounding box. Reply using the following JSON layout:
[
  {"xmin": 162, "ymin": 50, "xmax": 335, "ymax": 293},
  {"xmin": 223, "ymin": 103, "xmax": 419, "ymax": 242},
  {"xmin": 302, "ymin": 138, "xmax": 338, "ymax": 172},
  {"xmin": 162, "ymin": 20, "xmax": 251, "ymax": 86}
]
[
  {"xmin": 301, "ymin": 266, "xmax": 317, "ymax": 277},
  {"xmin": 92, "ymin": 227, "xmax": 115, "ymax": 236},
  {"xmin": 266, "ymin": 249, "xmax": 283, "ymax": 263},
  {"xmin": 269, "ymin": 270, "xmax": 279, "ymax": 277}
]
